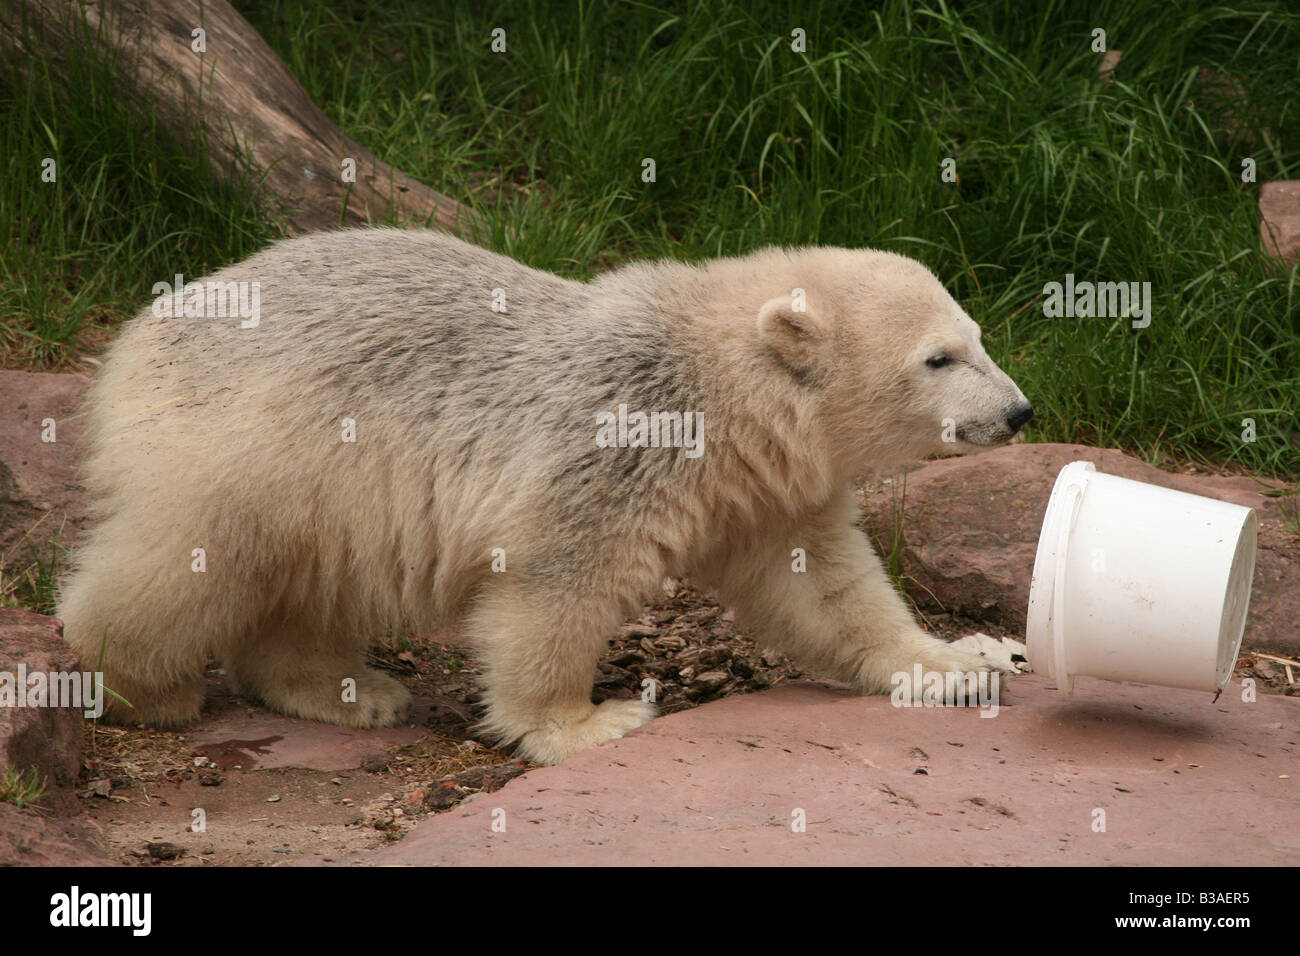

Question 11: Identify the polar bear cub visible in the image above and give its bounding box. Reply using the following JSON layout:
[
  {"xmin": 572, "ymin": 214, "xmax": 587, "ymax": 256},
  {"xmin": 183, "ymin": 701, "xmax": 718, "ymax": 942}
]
[{"xmin": 59, "ymin": 230, "xmax": 1032, "ymax": 764}]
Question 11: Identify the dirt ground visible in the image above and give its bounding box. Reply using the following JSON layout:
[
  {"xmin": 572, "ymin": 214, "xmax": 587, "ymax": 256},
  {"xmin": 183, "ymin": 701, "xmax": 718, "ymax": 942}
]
[{"xmin": 74, "ymin": 578, "xmax": 1296, "ymax": 866}]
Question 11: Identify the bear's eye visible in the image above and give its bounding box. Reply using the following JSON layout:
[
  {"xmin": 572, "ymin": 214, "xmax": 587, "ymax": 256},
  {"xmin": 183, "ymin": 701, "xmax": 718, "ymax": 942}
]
[{"xmin": 925, "ymin": 355, "xmax": 952, "ymax": 369}]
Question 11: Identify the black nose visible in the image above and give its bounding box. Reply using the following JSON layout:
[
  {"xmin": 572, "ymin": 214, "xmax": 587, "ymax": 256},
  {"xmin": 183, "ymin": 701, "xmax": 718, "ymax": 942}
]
[{"xmin": 1006, "ymin": 403, "xmax": 1034, "ymax": 433}]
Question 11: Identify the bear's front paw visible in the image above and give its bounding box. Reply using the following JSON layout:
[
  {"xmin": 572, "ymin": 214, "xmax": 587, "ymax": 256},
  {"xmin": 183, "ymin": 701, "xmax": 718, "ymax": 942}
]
[
  {"xmin": 922, "ymin": 644, "xmax": 1014, "ymax": 680},
  {"xmin": 513, "ymin": 698, "xmax": 656, "ymax": 765},
  {"xmin": 949, "ymin": 632, "xmax": 1027, "ymax": 673},
  {"xmin": 853, "ymin": 634, "xmax": 1015, "ymax": 695}
]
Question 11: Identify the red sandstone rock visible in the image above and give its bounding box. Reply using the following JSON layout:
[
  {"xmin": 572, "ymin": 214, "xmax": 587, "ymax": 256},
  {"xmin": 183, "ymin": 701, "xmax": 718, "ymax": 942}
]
[{"xmin": 353, "ymin": 676, "xmax": 1299, "ymax": 866}]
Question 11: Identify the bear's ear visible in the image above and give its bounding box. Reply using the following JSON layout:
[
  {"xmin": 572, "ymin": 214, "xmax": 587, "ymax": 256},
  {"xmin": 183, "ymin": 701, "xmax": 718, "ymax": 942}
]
[{"xmin": 756, "ymin": 295, "xmax": 829, "ymax": 379}]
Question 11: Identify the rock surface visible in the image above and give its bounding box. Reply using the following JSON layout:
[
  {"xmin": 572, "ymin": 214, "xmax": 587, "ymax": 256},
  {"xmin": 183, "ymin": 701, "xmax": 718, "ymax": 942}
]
[
  {"xmin": 859, "ymin": 443, "xmax": 1299, "ymax": 656},
  {"xmin": 0, "ymin": 803, "xmax": 115, "ymax": 866},
  {"xmin": 0, "ymin": 609, "xmax": 84, "ymax": 804},
  {"xmin": 189, "ymin": 709, "xmax": 430, "ymax": 773},
  {"xmin": 0, "ymin": 370, "xmax": 90, "ymax": 563},
  {"xmin": 352, "ymin": 675, "xmax": 1299, "ymax": 866},
  {"xmin": 0, "ymin": 608, "xmax": 116, "ymax": 865},
  {"xmin": 1260, "ymin": 180, "xmax": 1300, "ymax": 268}
]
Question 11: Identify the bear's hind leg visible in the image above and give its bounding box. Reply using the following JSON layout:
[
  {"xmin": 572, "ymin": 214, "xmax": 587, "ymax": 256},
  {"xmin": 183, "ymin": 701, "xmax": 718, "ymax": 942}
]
[
  {"xmin": 222, "ymin": 617, "xmax": 411, "ymax": 728},
  {"xmin": 59, "ymin": 524, "xmax": 209, "ymax": 727},
  {"xmin": 467, "ymin": 584, "xmax": 655, "ymax": 765}
]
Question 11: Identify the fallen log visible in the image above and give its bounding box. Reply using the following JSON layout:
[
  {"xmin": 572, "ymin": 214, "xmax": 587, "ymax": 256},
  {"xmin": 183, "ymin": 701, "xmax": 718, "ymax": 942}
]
[{"xmin": 1, "ymin": 0, "xmax": 483, "ymax": 238}]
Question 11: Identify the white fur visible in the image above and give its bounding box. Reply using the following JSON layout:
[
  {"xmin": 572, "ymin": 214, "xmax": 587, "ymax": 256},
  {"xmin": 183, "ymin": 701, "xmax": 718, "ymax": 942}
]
[{"xmin": 59, "ymin": 230, "xmax": 1028, "ymax": 763}]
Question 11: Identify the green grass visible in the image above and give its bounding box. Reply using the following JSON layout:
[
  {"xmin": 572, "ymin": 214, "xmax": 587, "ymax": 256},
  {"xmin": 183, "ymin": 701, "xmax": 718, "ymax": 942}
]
[
  {"xmin": 0, "ymin": 540, "xmax": 64, "ymax": 615},
  {"xmin": 0, "ymin": 6, "xmax": 276, "ymax": 367},
  {"xmin": 0, "ymin": 767, "xmax": 49, "ymax": 809},
  {"xmin": 1278, "ymin": 486, "xmax": 1300, "ymax": 535},
  {"xmin": 869, "ymin": 474, "xmax": 912, "ymax": 594},
  {"xmin": 3, "ymin": 0, "xmax": 1297, "ymax": 476}
]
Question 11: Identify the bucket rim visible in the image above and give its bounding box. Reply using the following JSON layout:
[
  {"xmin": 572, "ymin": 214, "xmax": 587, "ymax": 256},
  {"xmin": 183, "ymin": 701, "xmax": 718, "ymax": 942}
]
[{"xmin": 1026, "ymin": 460, "xmax": 1096, "ymax": 698}]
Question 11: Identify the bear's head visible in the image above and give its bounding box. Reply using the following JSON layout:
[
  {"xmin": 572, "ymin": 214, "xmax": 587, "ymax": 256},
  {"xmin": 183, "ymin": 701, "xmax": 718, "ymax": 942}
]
[{"xmin": 755, "ymin": 248, "xmax": 1032, "ymax": 475}]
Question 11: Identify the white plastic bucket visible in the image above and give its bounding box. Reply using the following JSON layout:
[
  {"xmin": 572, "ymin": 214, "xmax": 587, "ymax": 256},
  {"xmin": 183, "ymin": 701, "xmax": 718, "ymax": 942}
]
[{"xmin": 1026, "ymin": 461, "xmax": 1257, "ymax": 698}]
